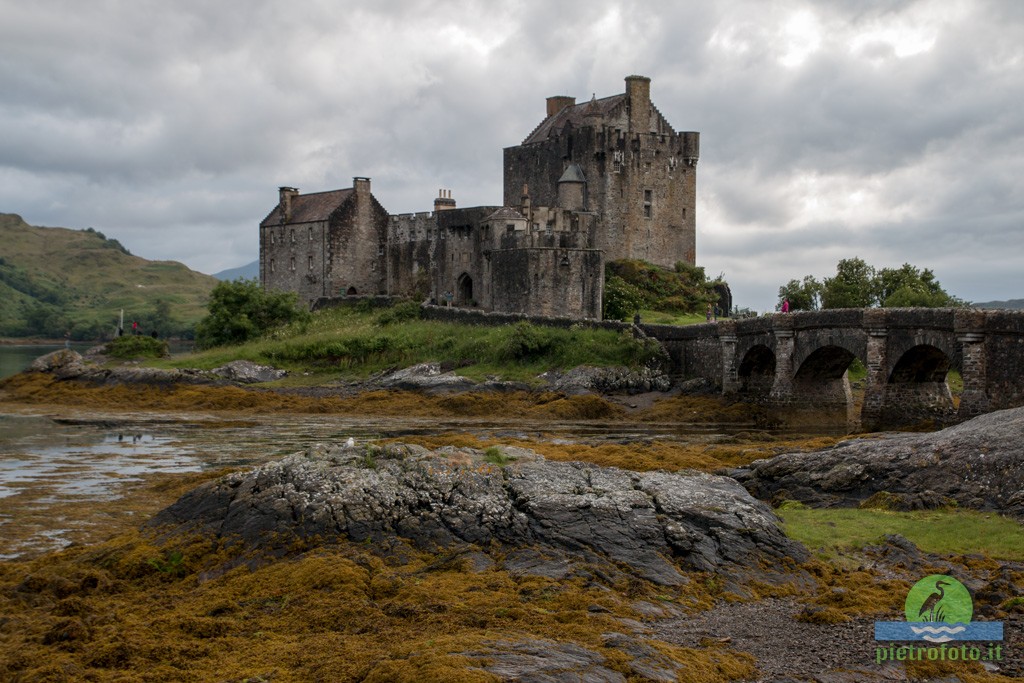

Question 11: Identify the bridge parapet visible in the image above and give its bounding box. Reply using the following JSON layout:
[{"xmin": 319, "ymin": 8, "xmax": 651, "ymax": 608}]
[{"xmin": 640, "ymin": 308, "xmax": 1024, "ymax": 431}]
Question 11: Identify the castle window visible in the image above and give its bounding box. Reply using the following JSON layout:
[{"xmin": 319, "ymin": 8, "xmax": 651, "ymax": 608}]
[
  {"xmin": 289, "ymin": 257, "xmax": 295, "ymax": 271},
  {"xmin": 682, "ymin": 207, "xmax": 687, "ymax": 219},
  {"xmin": 290, "ymin": 229, "xmax": 295, "ymax": 243},
  {"xmin": 270, "ymin": 259, "xmax": 276, "ymax": 273},
  {"xmin": 506, "ymin": 224, "xmax": 514, "ymax": 234},
  {"xmin": 308, "ymin": 255, "xmax": 314, "ymax": 271},
  {"xmin": 308, "ymin": 227, "xmax": 313, "ymax": 241},
  {"xmin": 271, "ymin": 233, "xmax": 276, "ymax": 245},
  {"xmin": 643, "ymin": 190, "xmax": 653, "ymax": 218}
]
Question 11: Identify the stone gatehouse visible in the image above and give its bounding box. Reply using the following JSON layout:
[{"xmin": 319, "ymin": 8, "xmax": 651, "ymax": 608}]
[{"xmin": 259, "ymin": 75, "xmax": 700, "ymax": 320}]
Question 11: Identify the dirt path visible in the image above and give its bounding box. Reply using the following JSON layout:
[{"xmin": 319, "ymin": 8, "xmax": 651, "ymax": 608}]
[{"xmin": 655, "ymin": 597, "xmax": 1020, "ymax": 681}]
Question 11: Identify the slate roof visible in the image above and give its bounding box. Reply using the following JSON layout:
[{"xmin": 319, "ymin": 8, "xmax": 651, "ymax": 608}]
[
  {"xmin": 521, "ymin": 94, "xmax": 625, "ymax": 145},
  {"xmin": 260, "ymin": 189, "xmax": 353, "ymax": 226},
  {"xmin": 558, "ymin": 163, "xmax": 586, "ymax": 183},
  {"xmin": 484, "ymin": 206, "xmax": 527, "ymax": 222}
]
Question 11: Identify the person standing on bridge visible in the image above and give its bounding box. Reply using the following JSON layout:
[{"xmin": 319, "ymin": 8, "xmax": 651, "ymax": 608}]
[{"xmin": 781, "ymin": 298, "xmax": 790, "ymax": 313}]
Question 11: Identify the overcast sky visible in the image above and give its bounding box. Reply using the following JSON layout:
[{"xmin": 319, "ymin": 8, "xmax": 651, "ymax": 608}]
[{"xmin": 2, "ymin": 0, "xmax": 1021, "ymax": 311}]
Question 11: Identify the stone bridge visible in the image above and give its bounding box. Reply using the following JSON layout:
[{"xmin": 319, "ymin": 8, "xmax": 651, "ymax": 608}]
[{"xmin": 640, "ymin": 308, "xmax": 1024, "ymax": 429}]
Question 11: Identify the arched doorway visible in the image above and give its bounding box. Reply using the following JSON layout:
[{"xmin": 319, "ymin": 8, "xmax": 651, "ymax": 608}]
[
  {"xmin": 457, "ymin": 273, "xmax": 473, "ymax": 306},
  {"xmin": 346, "ymin": 286, "xmax": 357, "ymax": 296}
]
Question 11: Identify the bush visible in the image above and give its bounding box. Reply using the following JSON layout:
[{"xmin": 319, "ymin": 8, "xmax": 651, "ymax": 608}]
[
  {"xmin": 195, "ymin": 279, "xmax": 310, "ymax": 349},
  {"xmin": 604, "ymin": 260, "xmax": 720, "ymax": 318},
  {"xmin": 105, "ymin": 335, "xmax": 170, "ymax": 359},
  {"xmin": 603, "ymin": 276, "xmax": 646, "ymax": 320},
  {"xmin": 378, "ymin": 301, "xmax": 421, "ymax": 325},
  {"xmin": 501, "ymin": 322, "xmax": 554, "ymax": 362}
]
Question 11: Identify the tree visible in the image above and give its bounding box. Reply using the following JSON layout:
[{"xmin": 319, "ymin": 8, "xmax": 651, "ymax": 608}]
[
  {"xmin": 777, "ymin": 258, "xmax": 964, "ymax": 311},
  {"xmin": 777, "ymin": 275, "xmax": 821, "ymax": 311},
  {"xmin": 820, "ymin": 257, "xmax": 876, "ymax": 309},
  {"xmin": 875, "ymin": 264, "xmax": 962, "ymax": 308},
  {"xmin": 194, "ymin": 279, "xmax": 310, "ymax": 348}
]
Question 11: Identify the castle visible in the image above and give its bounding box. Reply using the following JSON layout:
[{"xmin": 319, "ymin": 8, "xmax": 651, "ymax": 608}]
[{"xmin": 259, "ymin": 75, "xmax": 699, "ymax": 320}]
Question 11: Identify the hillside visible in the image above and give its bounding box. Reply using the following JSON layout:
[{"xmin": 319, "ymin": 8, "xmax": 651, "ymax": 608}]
[
  {"xmin": 973, "ymin": 298, "xmax": 1024, "ymax": 310},
  {"xmin": 0, "ymin": 213, "xmax": 217, "ymax": 339},
  {"xmin": 213, "ymin": 260, "xmax": 259, "ymax": 281}
]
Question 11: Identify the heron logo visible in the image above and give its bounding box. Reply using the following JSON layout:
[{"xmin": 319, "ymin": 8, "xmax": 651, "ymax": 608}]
[{"xmin": 875, "ymin": 574, "xmax": 1003, "ymax": 644}]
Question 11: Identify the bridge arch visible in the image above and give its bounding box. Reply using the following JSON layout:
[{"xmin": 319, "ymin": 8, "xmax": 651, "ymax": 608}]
[
  {"xmin": 789, "ymin": 344, "xmax": 857, "ymax": 424},
  {"xmin": 737, "ymin": 344, "xmax": 775, "ymax": 395},
  {"xmin": 878, "ymin": 343, "xmax": 956, "ymax": 427}
]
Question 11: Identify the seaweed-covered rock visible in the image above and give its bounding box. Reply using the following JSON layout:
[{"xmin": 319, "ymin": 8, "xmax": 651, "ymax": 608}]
[
  {"xmin": 150, "ymin": 443, "xmax": 805, "ymax": 584},
  {"xmin": 210, "ymin": 360, "xmax": 286, "ymax": 383},
  {"xmin": 730, "ymin": 406, "xmax": 1024, "ymax": 516}
]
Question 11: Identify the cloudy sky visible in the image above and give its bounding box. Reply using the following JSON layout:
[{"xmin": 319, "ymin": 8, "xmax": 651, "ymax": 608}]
[{"xmin": 2, "ymin": 0, "xmax": 1021, "ymax": 311}]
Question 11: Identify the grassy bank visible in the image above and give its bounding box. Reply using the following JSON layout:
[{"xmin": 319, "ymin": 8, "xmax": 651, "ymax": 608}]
[
  {"xmin": 781, "ymin": 505, "xmax": 1024, "ymax": 562},
  {"xmin": 159, "ymin": 305, "xmax": 664, "ymax": 383}
]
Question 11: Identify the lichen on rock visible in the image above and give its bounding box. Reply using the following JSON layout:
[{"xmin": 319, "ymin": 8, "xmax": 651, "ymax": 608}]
[{"xmin": 150, "ymin": 442, "xmax": 805, "ymax": 585}]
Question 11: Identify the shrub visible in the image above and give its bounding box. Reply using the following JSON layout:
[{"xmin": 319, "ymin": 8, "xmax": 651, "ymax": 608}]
[
  {"xmin": 195, "ymin": 279, "xmax": 310, "ymax": 349},
  {"xmin": 501, "ymin": 322, "xmax": 554, "ymax": 362},
  {"xmin": 378, "ymin": 301, "xmax": 421, "ymax": 325},
  {"xmin": 105, "ymin": 334, "xmax": 170, "ymax": 359}
]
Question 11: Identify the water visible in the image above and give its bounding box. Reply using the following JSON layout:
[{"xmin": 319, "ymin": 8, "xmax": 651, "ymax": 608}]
[
  {"xmin": 0, "ymin": 343, "xmax": 94, "ymax": 380},
  {"xmin": 0, "ymin": 341, "xmax": 194, "ymax": 380},
  {"xmin": 0, "ymin": 408, "xmax": 803, "ymax": 559}
]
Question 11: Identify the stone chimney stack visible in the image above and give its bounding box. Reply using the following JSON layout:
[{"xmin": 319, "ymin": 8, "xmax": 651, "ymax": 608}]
[
  {"xmin": 546, "ymin": 95, "xmax": 576, "ymax": 118},
  {"xmin": 353, "ymin": 177, "xmax": 371, "ymax": 197},
  {"xmin": 434, "ymin": 189, "xmax": 456, "ymax": 212},
  {"xmin": 625, "ymin": 75, "xmax": 651, "ymax": 133},
  {"xmin": 279, "ymin": 187, "xmax": 298, "ymax": 221}
]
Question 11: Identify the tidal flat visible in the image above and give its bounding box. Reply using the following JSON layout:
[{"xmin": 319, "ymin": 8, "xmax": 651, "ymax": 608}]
[{"xmin": 1, "ymin": 379, "xmax": 1021, "ymax": 682}]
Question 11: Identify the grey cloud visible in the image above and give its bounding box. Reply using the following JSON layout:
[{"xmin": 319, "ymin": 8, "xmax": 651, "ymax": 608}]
[{"xmin": 0, "ymin": 0, "xmax": 1021, "ymax": 311}]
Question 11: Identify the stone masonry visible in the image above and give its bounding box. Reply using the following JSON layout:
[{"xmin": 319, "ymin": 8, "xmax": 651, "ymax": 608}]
[{"xmin": 259, "ymin": 75, "xmax": 699, "ymax": 320}]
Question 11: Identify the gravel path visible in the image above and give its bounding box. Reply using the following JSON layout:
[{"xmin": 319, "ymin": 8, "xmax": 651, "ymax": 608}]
[{"xmin": 654, "ymin": 598, "xmax": 1020, "ymax": 682}]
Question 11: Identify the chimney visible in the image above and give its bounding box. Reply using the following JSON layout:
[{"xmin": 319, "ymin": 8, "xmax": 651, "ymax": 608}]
[
  {"xmin": 279, "ymin": 186, "xmax": 298, "ymax": 221},
  {"xmin": 434, "ymin": 189, "xmax": 456, "ymax": 212},
  {"xmin": 625, "ymin": 75, "xmax": 651, "ymax": 133},
  {"xmin": 546, "ymin": 95, "xmax": 576, "ymax": 118},
  {"xmin": 353, "ymin": 177, "xmax": 371, "ymax": 196}
]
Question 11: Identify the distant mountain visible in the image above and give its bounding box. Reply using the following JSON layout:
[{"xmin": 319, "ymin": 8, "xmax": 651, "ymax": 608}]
[
  {"xmin": 0, "ymin": 213, "xmax": 218, "ymax": 339},
  {"xmin": 973, "ymin": 299, "xmax": 1024, "ymax": 310},
  {"xmin": 213, "ymin": 260, "xmax": 259, "ymax": 281}
]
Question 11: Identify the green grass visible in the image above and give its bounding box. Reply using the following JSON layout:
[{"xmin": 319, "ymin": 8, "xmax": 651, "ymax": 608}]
[
  {"xmin": 779, "ymin": 506, "xmax": 1024, "ymax": 561},
  {"xmin": 159, "ymin": 306, "xmax": 665, "ymax": 383},
  {"xmin": 635, "ymin": 310, "xmax": 708, "ymax": 326}
]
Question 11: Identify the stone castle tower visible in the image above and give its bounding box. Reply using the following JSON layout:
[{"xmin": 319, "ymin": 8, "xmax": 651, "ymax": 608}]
[
  {"xmin": 503, "ymin": 75, "xmax": 699, "ymax": 268},
  {"xmin": 259, "ymin": 75, "xmax": 698, "ymax": 319}
]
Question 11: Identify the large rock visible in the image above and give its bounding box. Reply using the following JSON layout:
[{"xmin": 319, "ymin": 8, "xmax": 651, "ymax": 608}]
[
  {"xmin": 150, "ymin": 443, "xmax": 805, "ymax": 584},
  {"xmin": 730, "ymin": 406, "xmax": 1024, "ymax": 515},
  {"xmin": 210, "ymin": 360, "xmax": 286, "ymax": 383},
  {"xmin": 29, "ymin": 349, "xmax": 86, "ymax": 378},
  {"xmin": 540, "ymin": 365, "xmax": 672, "ymax": 395}
]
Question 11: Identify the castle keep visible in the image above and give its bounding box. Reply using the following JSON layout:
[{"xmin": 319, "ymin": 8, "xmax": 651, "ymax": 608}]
[{"xmin": 259, "ymin": 75, "xmax": 699, "ymax": 320}]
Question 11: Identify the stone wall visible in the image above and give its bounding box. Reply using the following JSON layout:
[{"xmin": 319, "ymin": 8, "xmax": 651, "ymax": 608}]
[
  {"xmin": 327, "ymin": 179, "xmax": 390, "ymax": 297},
  {"xmin": 504, "ymin": 127, "xmax": 697, "ymax": 269},
  {"xmin": 490, "ymin": 248, "xmax": 604, "ymax": 319},
  {"xmin": 421, "ymin": 304, "xmax": 629, "ymax": 332},
  {"xmin": 261, "ymin": 218, "xmax": 330, "ymax": 304}
]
